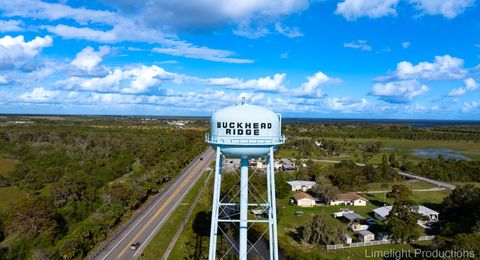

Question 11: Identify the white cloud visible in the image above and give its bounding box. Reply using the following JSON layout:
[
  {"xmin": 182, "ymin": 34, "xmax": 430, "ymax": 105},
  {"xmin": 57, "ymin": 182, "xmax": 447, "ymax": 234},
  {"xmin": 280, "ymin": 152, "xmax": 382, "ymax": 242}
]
[
  {"xmin": 326, "ymin": 97, "xmax": 370, "ymax": 112},
  {"xmin": 20, "ymin": 87, "xmax": 60, "ymax": 101},
  {"xmin": 384, "ymin": 55, "xmax": 467, "ymax": 81},
  {"xmin": 344, "ymin": 40, "xmax": 372, "ymax": 51},
  {"xmin": 336, "ymin": 0, "xmax": 399, "ymax": 20},
  {"xmin": 56, "ymin": 65, "xmax": 197, "ymax": 94},
  {"xmin": 0, "ymin": 35, "xmax": 53, "ymax": 69},
  {"xmin": 280, "ymin": 52, "xmax": 289, "ymax": 59},
  {"xmin": 0, "ymin": 0, "xmax": 120, "ymax": 25},
  {"xmin": 0, "ymin": 1, "xmax": 253, "ymax": 64},
  {"xmin": 274, "ymin": 23, "xmax": 303, "ymax": 38},
  {"xmin": 462, "ymin": 101, "xmax": 479, "ymax": 112},
  {"xmin": 409, "ymin": 0, "xmax": 475, "ymax": 19},
  {"xmin": 101, "ymin": 0, "xmax": 309, "ymax": 32},
  {"xmin": 0, "ymin": 20, "xmax": 24, "ymax": 32},
  {"xmin": 0, "ymin": 75, "xmax": 7, "ymax": 84},
  {"xmin": 448, "ymin": 78, "xmax": 479, "ymax": 96},
  {"xmin": 207, "ymin": 73, "xmax": 287, "ymax": 92},
  {"xmin": 71, "ymin": 46, "xmax": 111, "ymax": 72},
  {"xmin": 291, "ymin": 71, "xmax": 342, "ymax": 98},
  {"xmin": 152, "ymin": 43, "xmax": 253, "ymax": 64},
  {"xmin": 371, "ymin": 79, "xmax": 429, "ymax": 103},
  {"xmin": 232, "ymin": 26, "xmax": 269, "ymax": 39},
  {"xmin": 402, "ymin": 41, "xmax": 411, "ymax": 49}
]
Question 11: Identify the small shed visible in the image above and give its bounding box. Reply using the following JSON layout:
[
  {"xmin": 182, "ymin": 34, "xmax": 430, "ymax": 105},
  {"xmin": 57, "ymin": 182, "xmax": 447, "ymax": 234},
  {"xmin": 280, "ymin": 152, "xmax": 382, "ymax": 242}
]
[
  {"xmin": 292, "ymin": 192, "xmax": 316, "ymax": 207},
  {"xmin": 343, "ymin": 234, "xmax": 352, "ymax": 245},
  {"xmin": 358, "ymin": 230, "xmax": 375, "ymax": 242}
]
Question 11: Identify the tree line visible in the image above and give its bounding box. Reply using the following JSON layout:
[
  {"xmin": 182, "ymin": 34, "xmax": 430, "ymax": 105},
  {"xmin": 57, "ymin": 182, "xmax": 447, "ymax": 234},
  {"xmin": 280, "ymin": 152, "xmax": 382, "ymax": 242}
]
[{"xmin": 0, "ymin": 122, "xmax": 205, "ymax": 259}]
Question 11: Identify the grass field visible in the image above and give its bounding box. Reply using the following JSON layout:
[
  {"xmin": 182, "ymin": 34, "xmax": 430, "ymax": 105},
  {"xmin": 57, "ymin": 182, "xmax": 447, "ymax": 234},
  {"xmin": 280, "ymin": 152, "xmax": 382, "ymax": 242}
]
[
  {"xmin": 275, "ymin": 187, "xmax": 450, "ymax": 259},
  {"xmin": 278, "ymin": 137, "xmax": 480, "ymax": 163},
  {"xmin": 142, "ymin": 170, "xmax": 211, "ymax": 259}
]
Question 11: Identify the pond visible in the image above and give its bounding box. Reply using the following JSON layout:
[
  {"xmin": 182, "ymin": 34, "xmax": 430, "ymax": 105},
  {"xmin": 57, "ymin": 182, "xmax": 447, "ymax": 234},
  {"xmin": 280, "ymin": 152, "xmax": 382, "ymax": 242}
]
[{"xmin": 411, "ymin": 148, "xmax": 471, "ymax": 161}]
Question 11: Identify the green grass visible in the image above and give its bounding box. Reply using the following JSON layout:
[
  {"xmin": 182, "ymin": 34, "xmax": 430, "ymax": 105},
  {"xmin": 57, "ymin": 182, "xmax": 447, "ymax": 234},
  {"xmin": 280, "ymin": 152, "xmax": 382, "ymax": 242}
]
[
  {"xmin": 142, "ymin": 171, "xmax": 210, "ymax": 259},
  {"xmin": 275, "ymin": 188, "xmax": 450, "ymax": 259},
  {"xmin": 0, "ymin": 158, "xmax": 17, "ymax": 177},
  {"xmin": 279, "ymin": 137, "xmax": 480, "ymax": 162},
  {"xmin": 365, "ymin": 180, "xmax": 436, "ymax": 191}
]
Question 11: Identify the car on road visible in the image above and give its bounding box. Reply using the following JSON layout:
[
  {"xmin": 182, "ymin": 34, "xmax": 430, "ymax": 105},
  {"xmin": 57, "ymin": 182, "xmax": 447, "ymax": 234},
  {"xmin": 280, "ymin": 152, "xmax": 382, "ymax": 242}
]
[
  {"xmin": 130, "ymin": 242, "xmax": 141, "ymax": 250},
  {"xmin": 200, "ymin": 157, "xmax": 203, "ymax": 160}
]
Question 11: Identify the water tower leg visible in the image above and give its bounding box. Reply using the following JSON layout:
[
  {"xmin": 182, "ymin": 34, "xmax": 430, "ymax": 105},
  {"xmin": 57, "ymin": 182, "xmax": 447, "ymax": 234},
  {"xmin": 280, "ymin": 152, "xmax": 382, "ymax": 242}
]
[
  {"xmin": 266, "ymin": 155, "xmax": 274, "ymax": 260},
  {"xmin": 269, "ymin": 147, "xmax": 279, "ymax": 259},
  {"xmin": 239, "ymin": 159, "xmax": 249, "ymax": 260},
  {"xmin": 208, "ymin": 147, "xmax": 222, "ymax": 260}
]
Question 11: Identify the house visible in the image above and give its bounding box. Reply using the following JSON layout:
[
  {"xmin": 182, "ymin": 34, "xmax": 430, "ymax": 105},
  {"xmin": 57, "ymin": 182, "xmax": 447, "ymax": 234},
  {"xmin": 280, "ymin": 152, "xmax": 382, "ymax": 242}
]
[
  {"xmin": 287, "ymin": 180, "xmax": 316, "ymax": 192},
  {"xmin": 292, "ymin": 192, "xmax": 316, "ymax": 207},
  {"xmin": 282, "ymin": 162, "xmax": 296, "ymax": 171},
  {"xmin": 350, "ymin": 222, "xmax": 369, "ymax": 232},
  {"xmin": 373, "ymin": 205, "xmax": 439, "ymax": 223},
  {"xmin": 333, "ymin": 209, "xmax": 354, "ymax": 218},
  {"xmin": 341, "ymin": 212, "xmax": 365, "ymax": 223},
  {"xmin": 329, "ymin": 192, "xmax": 368, "ymax": 206},
  {"xmin": 358, "ymin": 230, "xmax": 375, "ymax": 242},
  {"xmin": 343, "ymin": 234, "xmax": 352, "ymax": 245}
]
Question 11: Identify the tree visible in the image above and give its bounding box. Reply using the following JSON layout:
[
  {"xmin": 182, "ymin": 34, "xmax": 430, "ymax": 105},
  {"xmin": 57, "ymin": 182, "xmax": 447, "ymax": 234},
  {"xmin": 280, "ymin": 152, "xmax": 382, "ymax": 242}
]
[
  {"xmin": 440, "ymin": 184, "xmax": 480, "ymax": 235},
  {"xmin": 311, "ymin": 177, "xmax": 339, "ymax": 203},
  {"xmin": 302, "ymin": 212, "xmax": 345, "ymax": 245},
  {"xmin": 385, "ymin": 184, "xmax": 421, "ymax": 243},
  {"xmin": 5, "ymin": 198, "xmax": 60, "ymax": 239},
  {"xmin": 389, "ymin": 153, "xmax": 398, "ymax": 168}
]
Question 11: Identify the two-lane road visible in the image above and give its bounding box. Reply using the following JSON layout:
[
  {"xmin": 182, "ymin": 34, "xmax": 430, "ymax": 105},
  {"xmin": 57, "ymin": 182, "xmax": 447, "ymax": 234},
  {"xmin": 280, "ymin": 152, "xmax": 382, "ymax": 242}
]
[{"xmin": 92, "ymin": 147, "xmax": 215, "ymax": 260}]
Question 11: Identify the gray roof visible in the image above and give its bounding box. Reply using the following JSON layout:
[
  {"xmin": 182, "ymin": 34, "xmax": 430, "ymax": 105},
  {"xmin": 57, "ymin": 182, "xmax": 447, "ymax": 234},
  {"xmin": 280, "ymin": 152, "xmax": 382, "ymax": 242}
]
[
  {"xmin": 358, "ymin": 230, "xmax": 374, "ymax": 236},
  {"xmin": 343, "ymin": 213, "xmax": 365, "ymax": 221},
  {"xmin": 373, "ymin": 205, "xmax": 439, "ymax": 218}
]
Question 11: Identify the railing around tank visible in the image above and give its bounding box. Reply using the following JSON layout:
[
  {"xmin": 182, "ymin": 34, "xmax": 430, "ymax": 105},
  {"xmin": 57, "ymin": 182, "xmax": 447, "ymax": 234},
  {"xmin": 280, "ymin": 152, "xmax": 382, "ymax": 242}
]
[{"xmin": 205, "ymin": 133, "xmax": 285, "ymax": 145}]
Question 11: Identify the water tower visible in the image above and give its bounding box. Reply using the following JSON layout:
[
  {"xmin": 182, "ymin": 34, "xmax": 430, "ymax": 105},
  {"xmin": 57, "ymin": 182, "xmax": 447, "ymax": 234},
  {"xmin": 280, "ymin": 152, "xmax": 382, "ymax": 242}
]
[{"xmin": 205, "ymin": 101, "xmax": 285, "ymax": 260}]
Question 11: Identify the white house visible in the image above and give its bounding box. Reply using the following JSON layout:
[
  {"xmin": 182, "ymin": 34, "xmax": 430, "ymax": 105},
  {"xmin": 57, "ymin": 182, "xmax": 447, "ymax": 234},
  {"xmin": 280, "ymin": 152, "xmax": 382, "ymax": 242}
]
[
  {"xmin": 350, "ymin": 222, "xmax": 369, "ymax": 232},
  {"xmin": 329, "ymin": 192, "xmax": 368, "ymax": 206},
  {"xmin": 333, "ymin": 209, "xmax": 354, "ymax": 218},
  {"xmin": 292, "ymin": 192, "xmax": 316, "ymax": 207},
  {"xmin": 358, "ymin": 230, "xmax": 375, "ymax": 242},
  {"xmin": 373, "ymin": 205, "xmax": 439, "ymax": 223},
  {"xmin": 287, "ymin": 180, "xmax": 316, "ymax": 192}
]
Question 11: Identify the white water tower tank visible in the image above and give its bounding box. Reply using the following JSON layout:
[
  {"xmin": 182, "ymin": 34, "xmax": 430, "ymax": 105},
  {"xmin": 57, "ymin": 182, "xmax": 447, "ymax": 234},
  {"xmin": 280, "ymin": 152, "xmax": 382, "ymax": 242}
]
[{"xmin": 206, "ymin": 103, "xmax": 284, "ymax": 159}]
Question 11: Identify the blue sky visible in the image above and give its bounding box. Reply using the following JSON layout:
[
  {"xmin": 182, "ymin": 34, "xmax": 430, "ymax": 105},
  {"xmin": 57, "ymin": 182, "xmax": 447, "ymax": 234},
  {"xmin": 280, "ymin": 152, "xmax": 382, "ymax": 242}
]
[{"xmin": 0, "ymin": 0, "xmax": 479, "ymax": 119}]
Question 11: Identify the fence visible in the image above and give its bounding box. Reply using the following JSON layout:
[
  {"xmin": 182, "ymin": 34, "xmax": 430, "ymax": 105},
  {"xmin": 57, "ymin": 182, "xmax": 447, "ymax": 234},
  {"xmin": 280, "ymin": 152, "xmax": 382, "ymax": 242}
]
[{"xmin": 326, "ymin": 235, "xmax": 435, "ymax": 250}]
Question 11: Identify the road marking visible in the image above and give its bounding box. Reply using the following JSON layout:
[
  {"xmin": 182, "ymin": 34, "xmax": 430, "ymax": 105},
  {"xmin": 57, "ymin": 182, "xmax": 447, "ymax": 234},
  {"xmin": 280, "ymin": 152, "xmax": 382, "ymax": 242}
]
[
  {"xmin": 101, "ymin": 149, "xmax": 212, "ymax": 260},
  {"xmin": 132, "ymin": 158, "xmax": 213, "ymax": 257},
  {"xmin": 117, "ymin": 151, "xmax": 213, "ymax": 258}
]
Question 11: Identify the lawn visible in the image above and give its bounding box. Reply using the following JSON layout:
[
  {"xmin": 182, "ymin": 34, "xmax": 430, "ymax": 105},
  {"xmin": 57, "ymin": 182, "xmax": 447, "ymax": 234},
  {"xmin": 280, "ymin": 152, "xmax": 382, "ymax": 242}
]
[
  {"xmin": 142, "ymin": 170, "xmax": 211, "ymax": 259},
  {"xmin": 275, "ymin": 188, "xmax": 450, "ymax": 259}
]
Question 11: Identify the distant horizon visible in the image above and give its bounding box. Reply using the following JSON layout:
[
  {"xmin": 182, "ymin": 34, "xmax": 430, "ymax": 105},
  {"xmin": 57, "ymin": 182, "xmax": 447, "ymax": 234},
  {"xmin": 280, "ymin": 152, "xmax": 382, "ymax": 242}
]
[{"xmin": 2, "ymin": 112, "xmax": 480, "ymax": 123}]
